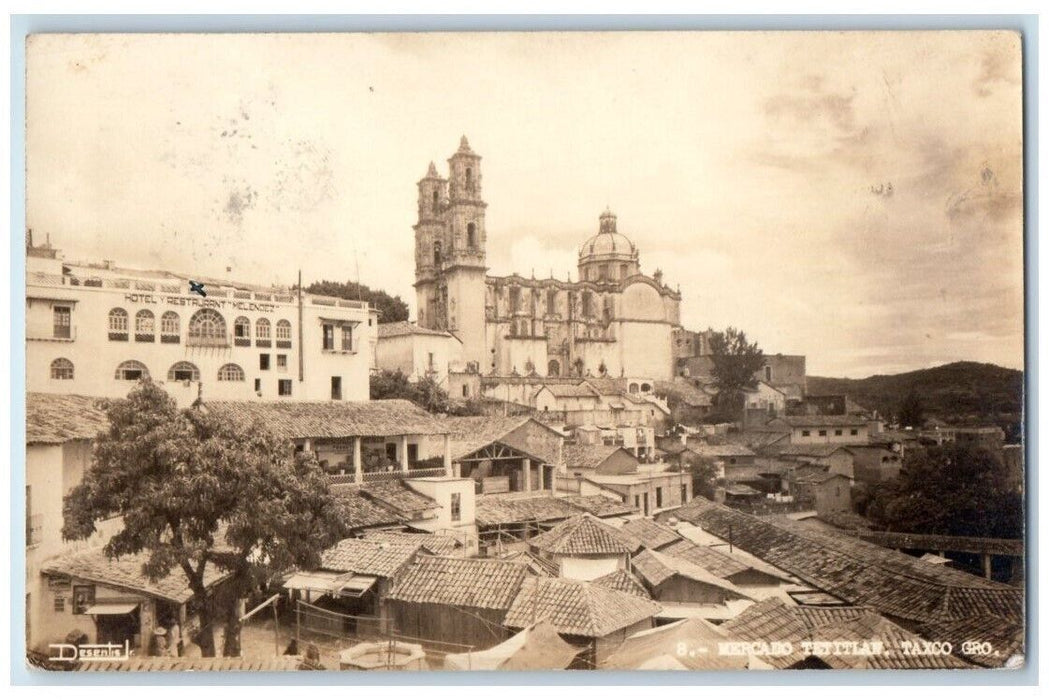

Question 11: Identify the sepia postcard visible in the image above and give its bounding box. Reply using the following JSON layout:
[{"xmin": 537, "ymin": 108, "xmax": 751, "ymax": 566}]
[{"xmin": 22, "ymin": 29, "xmax": 1026, "ymax": 675}]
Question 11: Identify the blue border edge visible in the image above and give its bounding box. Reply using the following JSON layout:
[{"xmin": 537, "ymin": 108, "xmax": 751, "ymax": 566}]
[{"xmin": 8, "ymin": 13, "xmax": 1039, "ymax": 687}]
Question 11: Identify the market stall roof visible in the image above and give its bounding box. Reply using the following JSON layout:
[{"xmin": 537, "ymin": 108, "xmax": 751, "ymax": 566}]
[{"xmin": 444, "ymin": 621, "xmax": 584, "ymax": 671}]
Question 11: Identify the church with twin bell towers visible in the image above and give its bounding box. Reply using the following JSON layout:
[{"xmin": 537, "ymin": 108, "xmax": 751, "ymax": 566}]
[{"xmin": 414, "ymin": 136, "xmax": 682, "ymax": 381}]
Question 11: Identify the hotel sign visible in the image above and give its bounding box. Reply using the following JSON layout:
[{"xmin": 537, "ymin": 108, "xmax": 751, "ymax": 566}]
[{"xmin": 124, "ymin": 293, "xmax": 277, "ymax": 313}]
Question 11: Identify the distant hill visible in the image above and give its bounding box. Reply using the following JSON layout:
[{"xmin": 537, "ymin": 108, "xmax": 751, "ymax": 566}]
[{"xmin": 807, "ymin": 362, "xmax": 1024, "ymax": 432}]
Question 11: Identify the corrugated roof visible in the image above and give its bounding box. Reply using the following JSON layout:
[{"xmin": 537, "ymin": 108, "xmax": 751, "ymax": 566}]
[
  {"xmin": 319, "ymin": 538, "xmax": 421, "ymax": 577},
  {"xmin": 668, "ymin": 500, "xmax": 1024, "ymax": 635},
  {"xmin": 26, "ymin": 393, "xmax": 110, "ymax": 445},
  {"xmin": 202, "ymin": 399, "xmax": 448, "ymax": 438},
  {"xmin": 385, "ymin": 555, "xmax": 530, "ymax": 610},
  {"xmin": 504, "ymin": 577, "xmax": 662, "ymax": 637},
  {"xmin": 41, "ymin": 548, "xmax": 230, "ymax": 605},
  {"xmin": 530, "ymin": 514, "xmax": 641, "ymax": 556}
]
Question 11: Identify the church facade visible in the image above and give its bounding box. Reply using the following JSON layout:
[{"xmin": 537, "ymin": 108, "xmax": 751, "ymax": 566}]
[{"xmin": 414, "ymin": 137, "xmax": 682, "ymax": 381}]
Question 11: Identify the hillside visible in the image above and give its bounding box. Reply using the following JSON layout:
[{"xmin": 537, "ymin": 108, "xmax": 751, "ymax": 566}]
[{"xmin": 807, "ymin": 362, "xmax": 1024, "ymax": 433}]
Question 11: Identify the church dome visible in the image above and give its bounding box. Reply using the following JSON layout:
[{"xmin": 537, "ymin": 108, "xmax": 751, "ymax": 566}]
[{"xmin": 578, "ymin": 209, "xmax": 638, "ymax": 262}]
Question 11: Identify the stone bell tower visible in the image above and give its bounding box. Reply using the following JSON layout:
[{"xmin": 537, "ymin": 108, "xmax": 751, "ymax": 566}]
[{"xmin": 413, "ymin": 137, "xmax": 488, "ymax": 368}]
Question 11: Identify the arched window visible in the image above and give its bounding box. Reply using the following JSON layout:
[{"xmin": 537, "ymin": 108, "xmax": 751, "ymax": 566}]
[
  {"xmin": 467, "ymin": 222, "xmax": 477, "ymax": 248},
  {"xmin": 161, "ymin": 311, "xmax": 180, "ymax": 336},
  {"xmin": 114, "ymin": 360, "xmax": 149, "ymax": 381},
  {"xmin": 433, "ymin": 240, "xmax": 442, "ymax": 266},
  {"xmin": 465, "ymin": 167, "xmax": 473, "ymax": 188},
  {"xmin": 275, "ymin": 319, "xmax": 292, "ymax": 347},
  {"xmin": 188, "ymin": 309, "xmax": 227, "ymax": 344},
  {"xmin": 432, "ymin": 189, "xmax": 438, "ymax": 208},
  {"xmin": 167, "ymin": 361, "xmax": 200, "ymax": 382},
  {"xmin": 50, "ymin": 358, "xmax": 74, "ymax": 380},
  {"xmin": 234, "ymin": 316, "xmax": 251, "ymax": 339},
  {"xmin": 108, "ymin": 308, "xmax": 128, "ymax": 333},
  {"xmin": 548, "ymin": 359, "xmax": 560, "ymax": 377},
  {"xmin": 629, "ymin": 382, "xmax": 640, "ymax": 394},
  {"xmin": 217, "ymin": 363, "xmax": 245, "ymax": 381},
  {"xmin": 135, "ymin": 310, "xmax": 154, "ymax": 333},
  {"xmin": 641, "ymin": 383, "xmax": 652, "ymax": 393},
  {"xmin": 256, "ymin": 318, "xmax": 271, "ymax": 339}
]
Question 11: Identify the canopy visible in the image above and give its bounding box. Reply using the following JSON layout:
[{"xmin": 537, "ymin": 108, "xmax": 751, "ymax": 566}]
[
  {"xmin": 85, "ymin": 603, "xmax": 140, "ymax": 616},
  {"xmin": 602, "ymin": 618, "xmax": 748, "ymax": 671},
  {"xmin": 443, "ymin": 621, "xmax": 584, "ymax": 671},
  {"xmin": 283, "ymin": 571, "xmax": 377, "ymax": 598}
]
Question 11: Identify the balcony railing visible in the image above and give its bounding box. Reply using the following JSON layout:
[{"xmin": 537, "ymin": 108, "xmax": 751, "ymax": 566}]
[
  {"xmin": 327, "ymin": 466, "xmax": 449, "ymax": 485},
  {"xmin": 27, "ymin": 325, "xmax": 77, "ymax": 342},
  {"xmin": 186, "ymin": 333, "xmax": 231, "ymax": 348}
]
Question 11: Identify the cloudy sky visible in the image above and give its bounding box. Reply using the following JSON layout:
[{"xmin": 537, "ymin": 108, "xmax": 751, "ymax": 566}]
[{"xmin": 26, "ymin": 31, "xmax": 1023, "ymax": 378}]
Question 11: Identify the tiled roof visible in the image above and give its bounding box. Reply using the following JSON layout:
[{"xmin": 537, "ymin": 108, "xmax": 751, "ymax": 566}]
[
  {"xmin": 659, "ymin": 540, "xmax": 750, "ymax": 579},
  {"xmin": 773, "ymin": 415, "xmax": 869, "ymax": 428},
  {"xmin": 377, "ymin": 321, "xmax": 453, "ymax": 339},
  {"xmin": 202, "ymin": 399, "xmax": 448, "ymax": 438},
  {"xmin": 725, "ymin": 430, "xmax": 792, "ymax": 453},
  {"xmin": 530, "ymin": 514, "xmax": 641, "ymax": 556},
  {"xmin": 41, "ymin": 548, "xmax": 230, "ymax": 604},
  {"xmin": 669, "ymin": 500, "xmax": 1024, "ymax": 631},
  {"xmin": 778, "ymin": 444, "xmax": 853, "ymax": 458},
  {"xmin": 475, "ymin": 494, "xmax": 582, "ymax": 528},
  {"xmin": 360, "ymin": 530, "xmax": 464, "ymax": 556},
  {"xmin": 563, "ymin": 444, "xmax": 629, "ymax": 470},
  {"xmin": 360, "ymin": 480, "xmax": 438, "ymax": 517},
  {"xmin": 504, "ymin": 577, "xmax": 662, "ymax": 637},
  {"xmin": 331, "ymin": 488, "xmax": 406, "ymax": 531},
  {"xmin": 26, "ymin": 393, "xmax": 110, "ymax": 445},
  {"xmin": 319, "ymin": 538, "xmax": 421, "ymax": 577},
  {"xmin": 561, "ymin": 494, "xmax": 637, "ymax": 517},
  {"xmin": 497, "ymin": 550, "xmax": 560, "ymax": 577},
  {"xmin": 652, "ymin": 379, "xmax": 713, "ymax": 407},
  {"xmin": 631, "ymin": 549, "xmax": 754, "ymax": 600},
  {"xmin": 385, "ymin": 555, "xmax": 530, "ymax": 610},
  {"xmin": 444, "ymin": 416, "xmax": 563, "ymax": 465},
  {"xmin": 619, "ymin": 519, "xmax": 682, "ymax": 551},
  {"xmin": 686, "ymin": 443, "xmax": 756, "ymax": 458},
  {"xmin": 592, "ymin": 569, "xmax": 652, "ymax": 599},
  {"xmin": 722, "ymin": 599, "xmax": 971, "ymax": 669},
  {"xmin": 540, "ymin": 382, "xmax": 600, "ymax": 399},
  {"xmin": 918, "ymin": 614, "xmax": 1025, "ymax": 667}
]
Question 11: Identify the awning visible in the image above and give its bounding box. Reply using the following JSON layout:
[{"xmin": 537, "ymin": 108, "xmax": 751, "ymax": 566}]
[
  {"xmin": 282, "ymin": 570, "xmax": 342, "ymax": 593},
  {"xmin": 282, "ymin": 571, "xmax": 377, "ymax": 597},
  {"xmin": 336, "ymin": 574, "xmax": 377, "ymax": 598},
  {"xmin": 85, "ymin": 603, "xmax": 140, "ymax": 616}
]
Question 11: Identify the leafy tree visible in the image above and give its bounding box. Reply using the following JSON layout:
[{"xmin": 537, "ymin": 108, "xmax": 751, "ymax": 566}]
[
  {"xmin": 370, "ymin": 370, "xmax": 483, "ymax": 416},
  {"xmin": 300, "ymin": 279, "xmax": 409, "ymax": 323},
  {"xmin": 63, "ymin": 381, "xmax": 349, "ymax": 657},
  {"xmin": 707, "ymin": 327, "xmax": 765, "ymax": 419},
  {"xmin": 682, "ymin": 453, "xmax": 720, "ymax": 500},
  {"xmin": 865, "ymin": 442, "xmax": 1022, "ymax": 539},
  {"xmin": 897, "ymin": 388, "xmax": 925, "ymax": 428}
]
